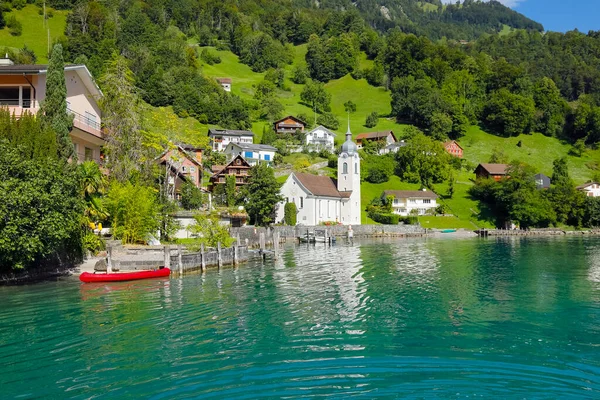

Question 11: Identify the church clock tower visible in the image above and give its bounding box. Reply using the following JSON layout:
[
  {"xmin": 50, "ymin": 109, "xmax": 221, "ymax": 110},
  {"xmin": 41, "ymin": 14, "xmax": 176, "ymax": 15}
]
[{"xmin": 337, "ymin": 122, "xmax": 361, "ymax": 225}]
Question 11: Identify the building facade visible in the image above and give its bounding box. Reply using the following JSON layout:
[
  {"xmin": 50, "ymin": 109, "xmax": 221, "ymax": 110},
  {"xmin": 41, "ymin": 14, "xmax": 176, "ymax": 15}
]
[
  {"xmin": 224, "ymin": 142, "xmax": 276, "ymax": 166},
  {"xmin": 0, "ymin": 61, "xmax": 103, "ymax": 163},
  {"xmin": 277, "ymin": 126, "xmax": 361, "ymax": 225},
  {"xmin": 157, "ymin": 145, "xmax": 203, "ymax": 200},
  {"xmin": 208, "ymin": 128, "xmax": 254, "ymax": 152},
  {"xmin": 577, "ymin": 182, "xmax": 600, "ymax": 197},
  {"xmin": 355, "ymin": 130, "xmax": 397, "ymax": 149},
  {"xmin": 216, "ymin": 78, "xmax": 232, "ymax": 92},
  {"xmin": 305, "ymin": 125, "xmax": 336, "ymax": 152},
  {"xmin": 382, "ymin": 190, "xmax": 438, "ymax": 216},
  {"xmin": 444, "ymin": 140, "xmax": 463, "ymax": 158},
  {"xmin": 274, "ymin": 115, "xmax": 306, "ymax": 134},
  {"xmin": 474, "ymin": 163, "xmax": 508, "ymax": 181},
  {"xmin": 209, "ymin": 155, "xmax": 251, "ymax": 191}
]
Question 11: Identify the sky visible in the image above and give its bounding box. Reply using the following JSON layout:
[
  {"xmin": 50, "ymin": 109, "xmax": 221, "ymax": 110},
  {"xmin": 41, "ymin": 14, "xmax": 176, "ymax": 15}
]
[{"xmin": 441, "ymin": 0, "xmax": 599, "ymax": 33}]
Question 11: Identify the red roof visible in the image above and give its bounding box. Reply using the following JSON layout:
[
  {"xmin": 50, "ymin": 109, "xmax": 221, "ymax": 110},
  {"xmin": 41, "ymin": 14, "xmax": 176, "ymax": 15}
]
[
  {"xmin": 356, "ymin": 131, "xmax": 397, "ymax": 142},
  {"xmin": 444, "ymin": 140, "xmax": 463, "ymax": 150},
  {"xmin": 216, "ymin": 78, "xmax": 232, "ymax": 84}
]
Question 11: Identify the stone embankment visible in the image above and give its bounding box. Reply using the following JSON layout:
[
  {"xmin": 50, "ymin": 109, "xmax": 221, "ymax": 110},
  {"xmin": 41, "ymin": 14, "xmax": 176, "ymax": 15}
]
[{"xmin": 475, "ymin": 228, "xmax": 600, "ymax": 237}]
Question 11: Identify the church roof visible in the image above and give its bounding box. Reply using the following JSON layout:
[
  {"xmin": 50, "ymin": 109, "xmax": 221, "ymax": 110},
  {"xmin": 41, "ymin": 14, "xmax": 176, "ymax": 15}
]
[{"xmin": 294, "ymin": 172, "xmax": 348, "ymax": 198}]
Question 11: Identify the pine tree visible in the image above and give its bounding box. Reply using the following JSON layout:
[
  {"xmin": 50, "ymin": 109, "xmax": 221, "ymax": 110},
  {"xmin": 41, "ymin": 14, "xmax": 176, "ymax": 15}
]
[{"xmin": 40, "ymin": 44, "xmax": 74, "ymax": 161}]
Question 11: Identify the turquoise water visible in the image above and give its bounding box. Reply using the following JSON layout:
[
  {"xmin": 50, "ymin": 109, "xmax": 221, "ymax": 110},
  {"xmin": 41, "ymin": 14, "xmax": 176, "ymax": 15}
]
[{"xmin": 2, "ymin": 237, "xmax": 600, "ymax": 398}]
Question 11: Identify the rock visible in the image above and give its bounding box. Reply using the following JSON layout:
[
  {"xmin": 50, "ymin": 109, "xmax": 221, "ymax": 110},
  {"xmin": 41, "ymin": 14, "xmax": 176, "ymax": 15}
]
[{"xmin": 94, "ymin": 259, "xmax": 107, "ymax": 272}]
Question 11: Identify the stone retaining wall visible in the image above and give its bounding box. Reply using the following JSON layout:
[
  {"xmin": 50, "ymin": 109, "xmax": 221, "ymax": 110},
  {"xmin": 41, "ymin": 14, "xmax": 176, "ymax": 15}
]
[{"xmin": 475, "ymin": 229, "xmax": 600, "ymax": 237}]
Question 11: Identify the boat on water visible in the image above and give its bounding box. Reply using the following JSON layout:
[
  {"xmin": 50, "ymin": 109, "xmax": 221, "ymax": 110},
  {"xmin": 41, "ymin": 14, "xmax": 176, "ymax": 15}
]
[
  {"xmin": 440, "ymin": 229, "xmax": 457, "ymax": 233},
  {"xmin": 298, "ymin": 232, "xmax": 316, "ymax": 243},
  {"xmin": 79, "ymin": 268, "xmax": 171, "ymax": 283}
]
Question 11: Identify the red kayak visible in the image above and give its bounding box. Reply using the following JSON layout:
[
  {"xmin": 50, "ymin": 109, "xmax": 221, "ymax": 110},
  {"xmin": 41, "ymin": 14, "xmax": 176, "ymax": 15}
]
[{"xmin": 79, "ymin": 268, "xmax": 171, "ymax": 283}]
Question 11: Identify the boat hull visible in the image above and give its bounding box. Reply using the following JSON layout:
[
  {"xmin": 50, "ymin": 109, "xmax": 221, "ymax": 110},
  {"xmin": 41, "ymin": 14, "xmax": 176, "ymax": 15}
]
[{"xmin": 79, "ymin": 268, "xmax": 171, "ymax": 283}]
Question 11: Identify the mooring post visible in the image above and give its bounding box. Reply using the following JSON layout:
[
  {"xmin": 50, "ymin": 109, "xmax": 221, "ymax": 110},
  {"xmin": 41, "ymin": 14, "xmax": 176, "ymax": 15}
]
[
  {"xmin": 274, "ymin": 231, "xmax": 280, "ymax": 255},
  {"xmin": 233, "ymin": 242, "xmax": 239, "ymax": 266},
  {"xmin": 164, "ymin": 245, "xmax": 171, "ymax": 270},
  {"xmin": 217, "ymin": 241, "xmax": 222, "ymax": 268},
  {"xmin": 260, "ymin": 232, "xmax": 265, "ymax": 252},
  {"xmin": 106, "ymin": 245, "xmax": 113, "ymax": 273},
  {"xmin": 200, "ymin": 243, "xmax": 206, "ymax": 271},
  {"xmin": 177, "ymin": 245, "xmax": 183, "ymax": 276}
]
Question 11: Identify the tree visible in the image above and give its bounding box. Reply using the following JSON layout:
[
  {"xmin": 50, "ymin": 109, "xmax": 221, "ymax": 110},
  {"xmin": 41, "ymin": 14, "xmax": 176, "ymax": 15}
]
[
  {"xmin": 344, "ymin": 100, "xmax": 357, "ymax": 115},
  {"xmin": 365, "ymin": 112, "xmax": 379, "ymax": 128},
  {"xmin": 242, "ymin": 163, "xmax": 283, "ymax": 226},
  {"xmin": 0, "ymin": 143, "xmax": 84, "ymax": 272},
  {"xmin": 40, "ymin": 44, "xmax": 74, "ymax": 161},
  {"xmin": 261, "ymin": 125, "xmax": 277, "ymax": 145},
  {"xmin": 317, "ymin": 112, "xmax": 339, "ymax": 130},
  {"xmin": 301, "ymin": 80, "xmax": 331, "ymax": 113},
  {"xmin": 483, "ymin": 89, "xmax": 536, "ymax": 136},
  {"xmin": 547, "ymin": 157, "xmax": 585, "ymax": 226},
  {"xmin": 180, "ymin": 180, "xmax": 204, "ymax": 210},
  {"xmin": 533, "ymin": 77, "xmax": 567, "ymax": 137},
  {"xmin": 284, "ymin": 202, "xmax": 297, "ymax": 225},
  {"xmin": 225, "ymin": 175, "xmax": 237, "ymax": 207},
  {"xmin": 292, "ymin": 65, "xmax": 308, "ymax": 84},
  {"xmin": 395, "ymin": 132, "xmax": 451, "ymax": 188},
  {"xmin": 489, "ymin": 147, "xmax": 509, "ymax": 164},
  {"xmin": 99, "ymin": 54, "xmax": 144, "ymax": 182}
]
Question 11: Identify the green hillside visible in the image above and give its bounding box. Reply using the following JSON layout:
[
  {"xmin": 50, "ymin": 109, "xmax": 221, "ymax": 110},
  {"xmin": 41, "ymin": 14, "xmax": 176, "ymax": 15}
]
[
  {"xmin": 199, "ymin": 45, "xmax": 408, "ymax": 143},
  {"xmin": 0, "ymin": 5, "xmax": 67, "ymax": 63}
]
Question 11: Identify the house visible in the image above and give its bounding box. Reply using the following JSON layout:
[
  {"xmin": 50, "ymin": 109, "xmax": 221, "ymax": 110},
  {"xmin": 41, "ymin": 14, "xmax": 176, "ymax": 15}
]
[
  {"xmin": 305, "ymin": 125, "xmax": 336, "ymax": 152},
  {"xmin": 157, "ymin": 144, "xmax": 203, "ymax": 200},
  {"xmin": 577, "ymin": 182, "xmax": 600, "ymax": 197},
  {"xmin": 0, "ymin": 59, "xmax": 103, "ymax": 163},
  {"xmin": 208, "ymin": 128, "xmax": 254, "ymax": 152},
  {"xmin": 444, "ymin": 140, "xmax": 463, "ymax": 158},
  {"xmin": 209, "ymin": 155, "xmax": 252, "ymax": 191},
  {"xmin": 216, "ymin": 78, "xmax": 231, "ymax": 92},
  {"xmin": 535, "ymin": 173, "xmax": 551, "ymax": 189},
  {"xmin": 379, "ymin": 141, "xmax": 406, "ymax": 155},
  {"xmin": 382, "ymin": 189, "xmax": 438, "ymax": 216},
  {"xmin": 355, "ymin": 130, "xmax": 397, "ymax": 149},
  {"xmin": 474, "ymin": 163, "xmax": 508, "ymax": 181},
  {"xmin": 274, "ymin": 115, "xmax": 306, "ymax": 134},
  {"xmin": 277, "ymin": 126, "xmax": 361, "ymax": 226},
  {"xmin": 224, "ymin": 142, "xmax": 276, "ymax": 166}
]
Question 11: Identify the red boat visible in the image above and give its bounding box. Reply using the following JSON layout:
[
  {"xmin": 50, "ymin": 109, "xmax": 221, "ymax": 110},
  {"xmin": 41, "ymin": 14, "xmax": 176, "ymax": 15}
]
[{"xmin": 79, "ymin": 268, "xmax": 171, "ymax": 283}]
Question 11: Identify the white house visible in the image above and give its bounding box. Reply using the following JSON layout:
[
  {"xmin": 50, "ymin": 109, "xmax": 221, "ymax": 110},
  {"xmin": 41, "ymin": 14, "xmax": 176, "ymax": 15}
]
[
  {"xmin": 577, "ymin": 182, "xmax": 600, "ymax": 197},
  {"xmin": 305, "ymin": 125, "xmax": 336, "ymax": 152},
  {"xmin": 277, "ymin": 126, "xmax": 361, "ymax": 225},
  {"xmin": 208, "ymin": 128, "xmax": 254, "ymax": 152},
  {"xmin": 224, "ymin": 142, "xmax": 277, "ymax": 166},
  {"xmin": 216, "ymin": 78, "xmax": 231, "ymax": 92},
  {"xmin": 0, "ymin": 60, "xmax": 103, "ymax": 163},
  {"xmin": 382, "ymin": 189, "xmax": 438, "ymax": 216},
  {"xmin": 379, "ymin": 141, "xmax": 406, "ymax": 155}
]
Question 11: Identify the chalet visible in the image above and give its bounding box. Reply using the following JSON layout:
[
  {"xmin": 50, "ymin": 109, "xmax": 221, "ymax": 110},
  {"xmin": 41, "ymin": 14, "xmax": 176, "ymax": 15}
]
[
  {"xmin": 216, "ymin": 78, "xmax": 231, "ymax": 92},
  {"xmin": 274, "ymin": 115, "xmax": 306, "ymax": 134},
  {"xmin": 444, "ymin": 140, "xmax": 463, "ymax": 158},
  {"xmin": 474, "ymin": 163, "xmax": 508, "ymax": 181},
  {"xmin": 382, "ymin": 190, "xmax": 438, "ymax": 216},
  {"xmin": 0, "ymin": 59, "xmax": 103, "ymax": 163},
  {"xmin": 224, "ymin": 142, "xmax": 276, "ymax": 166},
  {"xmin": 157, "ymin": 145, "xmax": 203, "ymax": 200},
  {"xmin": 355, "ymin": 130, "xmax": 397, "ymax": 148},
  {"xmin": 208, "ymin": 128, "xmax": 254, "ymax": 152},
  {"xmin": 577, "ymin": 182, "xmax": 600, "ymax": 197},
  {"xmin": 209, "ymin": 155, "xmax": 251, "ymax": 191},
  {"xmin": 535, "ymin": 173, "xmax": 551, "ymax": 189},
  {"xmin": 305, "ymin": 125, "xmax": 336, "ymax": 152}
]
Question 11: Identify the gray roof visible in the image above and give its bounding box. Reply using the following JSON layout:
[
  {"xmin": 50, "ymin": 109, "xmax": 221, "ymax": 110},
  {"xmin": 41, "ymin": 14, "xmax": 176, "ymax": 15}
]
[
  {"xmin": 229, "ymin": 142, "xmax": 276, "ymax": 152},
  {"xmin": 208, "ymin": 128, "xmax": 254, "ymax": 137}
]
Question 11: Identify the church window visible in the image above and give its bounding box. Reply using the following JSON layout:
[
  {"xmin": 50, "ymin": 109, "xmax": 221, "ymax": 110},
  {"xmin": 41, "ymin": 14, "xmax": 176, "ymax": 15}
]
[
  {"xmin": 343, "ymin": 162, "xmax": 348, "ymax": 174},
  {"xmin": 355, "ymin": 163, "xmax": 358, "ymax": 174},
  {"xmin": 300, "ymin": 197, "xmax": 304, "ymax": 208}
]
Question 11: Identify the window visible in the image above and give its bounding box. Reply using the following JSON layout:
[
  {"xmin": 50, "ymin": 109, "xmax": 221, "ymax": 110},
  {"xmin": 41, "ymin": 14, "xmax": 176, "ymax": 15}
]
[
  {"xmin": 84, "ymin": 111, "xmax": 97, "ymax": 128},
  {"xmin": 235, "ymin": 159, "xmax": 241, "ymax": 165},
  {"xmin": 393, "ymin": 199, "xmax": 399, "ymax": 205},
  {"xmin": 22, "ymin": 87, "xmax": 31, "ymax": 108},
  {"xmin": 190, "ymin": 167, "xmax": 196, "ymax": 173},
  {"xmin": 423, "ymin": 199, "xmax": 431, "ymax": 204},
  {"xmin": 328, "ymin": 201, "xmax": 330, "ymax": 218},
  {"xmin": 343, "ymin": 162, "xmax": 348, "ymax": 174},
  {"xmin": 355, "ymin": 163, "xmax": 358, "ymax": 174},
  {"xmin": 84, "ymin": 147, "xmax": 93, "ymax": 161},
  {"xmin": 181, "ymin": 166, "xmax": 187, "ymax": 172},
  {"xmin": 409, "ymin": 199, "xmax": 417, "ymax": 204},
  {"xmin": 264, "ymin": 154, "xmax": 271, "ymax": 161},
  {"xmin": 300, "ymin": 197, "xmax": 304, "ymax": 208},
  {"xmin": 244, "ymin": 151, "xmax": 253, "ymax": 158},
  {"xmin": 0, "ymin": 87, "xmax": 19, "ymax": 106}
]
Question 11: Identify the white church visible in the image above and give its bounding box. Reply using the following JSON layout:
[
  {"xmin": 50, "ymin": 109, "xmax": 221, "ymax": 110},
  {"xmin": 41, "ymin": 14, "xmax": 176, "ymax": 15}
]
[{"xmin": 276, "ymin": 125, "xmax": 361, "ymax": 225}]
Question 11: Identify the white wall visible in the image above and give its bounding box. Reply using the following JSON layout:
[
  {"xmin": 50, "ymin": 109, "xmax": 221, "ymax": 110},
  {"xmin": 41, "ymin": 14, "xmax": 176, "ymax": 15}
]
[{"xmin": 391, "ymin": 198, "xmax": 437, "ymax": 216}]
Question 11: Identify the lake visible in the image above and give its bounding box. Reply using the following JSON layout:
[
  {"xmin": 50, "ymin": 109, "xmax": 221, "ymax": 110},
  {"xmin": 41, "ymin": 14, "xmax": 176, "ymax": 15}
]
[{"xmin": 2, "ymin": 237, "xmax": 600, "ymax": 398}]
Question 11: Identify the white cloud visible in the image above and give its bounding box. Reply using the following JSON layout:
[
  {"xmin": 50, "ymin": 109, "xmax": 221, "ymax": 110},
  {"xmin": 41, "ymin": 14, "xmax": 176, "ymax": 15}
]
[{"xmin": 440, "ymin": 0, "xmax": 525, "ymax": 8}]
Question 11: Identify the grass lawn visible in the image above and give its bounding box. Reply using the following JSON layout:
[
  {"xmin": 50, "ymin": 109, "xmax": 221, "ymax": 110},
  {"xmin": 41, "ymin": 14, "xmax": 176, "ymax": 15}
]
[
  {"xmin": 0, "ymin": 5, "xmax": 68, "ymax": 63},
  {"xmin": 458, "ymin": 125, "xmax": 600, "ymax": 184}
]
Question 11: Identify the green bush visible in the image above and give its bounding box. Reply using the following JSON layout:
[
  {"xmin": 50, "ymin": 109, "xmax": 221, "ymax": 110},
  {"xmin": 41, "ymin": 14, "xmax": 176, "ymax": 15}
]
[
  {"xmin": 366, "ymin": 163, "xmax": 391, "ymax": 183},
  {"xmin": 12, "ymin": 0, "xmax": 26, "ymax": 9},
  {"xmin": 180, "ymin": 180, "xmax": 204, "ymax": 210},
  {"xmin": 369, "ymin": 211, "xmax": 400, "ymax": 225},
  {"xmin": 6, "ymin": 15, "xmax": 22, "ymax": 36},
  {"xmin": 317, "ymin": 112, "xmax": 339, "ymax": 130},
  {"xmin": 200, "ymin": 48, "xmax": 221, "ymax": 65},
  {"xmin": 104, "ymin": 181, "xmax": 161, "ymax": 244},
  {"xmin": 284, "ymin": 202, "xmax": 297, "ymax": 225},
  {"xmin": 83, "ymin": 232, "xmax": 105, "ymax": 255},
  {"xmin": 365, "ymin": 111, "xmax": 379, "ymax": 128}
]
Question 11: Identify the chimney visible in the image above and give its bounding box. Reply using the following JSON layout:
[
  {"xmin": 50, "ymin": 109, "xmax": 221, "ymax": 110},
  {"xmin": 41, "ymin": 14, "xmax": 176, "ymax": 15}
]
[{"xmin": 0, "ymin": 54, "xmax": 15, "ymax": 66}]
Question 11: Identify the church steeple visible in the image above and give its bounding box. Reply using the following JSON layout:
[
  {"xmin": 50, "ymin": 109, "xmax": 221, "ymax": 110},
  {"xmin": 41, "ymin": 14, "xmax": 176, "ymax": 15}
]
[{"xmin": 340, "ymin": 117, "xmax": 357, "ymax": 155}]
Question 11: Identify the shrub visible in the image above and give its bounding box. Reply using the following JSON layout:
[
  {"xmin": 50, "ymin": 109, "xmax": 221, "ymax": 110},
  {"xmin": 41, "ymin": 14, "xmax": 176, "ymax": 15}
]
[
  {"xmin": 200, "ymin": 48, "xmax": 221, "ymax": 65},
  {"xmin": 366, "ymin": 163, "xmax": 392, "ymax": 183},
  {"xmin": 365, "ymin": 111, "xmax": 379, "ymax": 128},
  {"xmin": 292, "ymin": 65, "xmax": 308, "ymax": 84},
  {"xmin": 368, "ymin": 210, "xmax": 399, "ymax": 225},
  {"xmin": 284, "ymin": 202, "xmax": 297, "ymax": 226},
  {"xmin": 104, "ymin": 181, "xmax": 161, "ymax": 244},
  {"xmin": 188, "ymin": 213, "xmax": 234, "ymax": 248},
  {"xmin": 327, "ymin": 154, "xmax": 337, "ymax": 168},
  {"xmin": 83, "ymin": 232, "xmax": 105, "ymax": 255},
  {"xmin": 6, "ymin": 15, "xmax": 22, "ymax": 36},
  {"xmin": 12, "ymin": 0, "xmax": 26, "ymax": 9}
]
